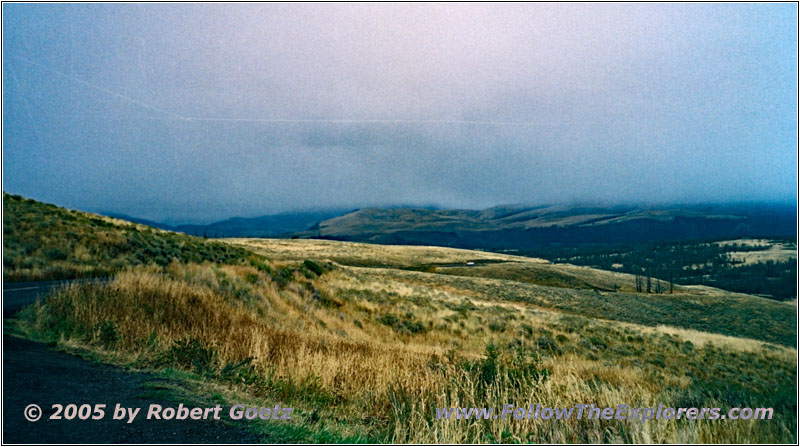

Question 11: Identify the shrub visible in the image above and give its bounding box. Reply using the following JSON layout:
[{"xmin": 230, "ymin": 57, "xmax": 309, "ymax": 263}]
[
  {"xmin": 488, "ymin": 320, "xmax": 506, "ymax": 332},
  {"xmin": 303, "ymin": 260, "xmax": 325, "ymax": 276},
  {"xmin": 311, "ymin": 287, "xmax": 342, "ymax": 308},
  {"xmin": 243, "ymin": 272, "xmax": 260, "ymax": 284},
  {"xmin": 272, "ymin": 267, "xmax": 295, "ymax": 288},
  {"xmin": 466, "ymin": 344, "xmax": 550, "ymax": 394},
  {"xmin": 93, "ymin": 321, "xmax": 120, "ymax": 348},
  {"xmin": 587, "ymin": 335, "xmax": 607, "ymax": 349},
  {"xmin": 220, "ymin": 357, "xmax": 256, "ymax": 382},
  {"xmin": 649, "ymin": 353, "xmax": 666, "ymax": 368},
  {"xmin": 379, "ymin": 314, "xmax": 399, "ymax": 327},
  {"xmin": 403, "ymin": 320, "xmax": 426, "ymax": 334},
  {"xmin": 43, "ymin": 247, "xmax": 68, "ymax": 260},
  {"xmin": 161, "ymin": 338, "xmax": 218, "ymax": 375},
  {"xmin": 378, "ymin": 313, "xmax": 426, "ymax": 334},
  {"xmin": 478, "ymin": 343, "xmax": 499, "ymax": 386},
  {"xmin": 249, "ymin": 258, "xmax": 274, "ymax": 275},
  {"xmin": 535, "ymin": 335, "xmax": 561, "ymax": 354}
]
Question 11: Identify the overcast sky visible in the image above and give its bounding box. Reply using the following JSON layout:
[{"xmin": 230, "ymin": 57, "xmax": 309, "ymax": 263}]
[{"xmin": 3, "ymin": 3, "xmax": 797, "ymax": 223}]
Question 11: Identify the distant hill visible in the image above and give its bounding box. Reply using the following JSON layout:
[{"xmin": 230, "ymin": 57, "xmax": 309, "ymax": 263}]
[
  {"xmin": 6, "ymin": 193, "xmax": 798, "ymax": 444},
  {"xmin": 102, "ymin": 213, "xmax": 177, "ymax": 231},
  {"xmin": 104, "ymin": 210, "xmax": 349, "ymax": 238},
  {"xmin": 299, "ymin": 203, "xmax": 797, "ymax": 249}
]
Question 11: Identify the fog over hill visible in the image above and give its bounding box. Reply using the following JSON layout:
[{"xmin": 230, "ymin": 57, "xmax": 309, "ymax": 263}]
[
  {"xmin": 105, "ymin": 202, "xmax": 797, "ymax": 249},
  {"xmin": 3, "ymin": 4, "xmax": 796, "ymax": 222},
  {"xmin": 2, "ymin": 4, "xmax": 797, "ymax": 444},
  {"xmin": 105, "ymin": 210, "xmax": 348, "ymax": 238},
  {"xmin": 300, "ymin": 203, "xmax": 797, "ymax": 249}
]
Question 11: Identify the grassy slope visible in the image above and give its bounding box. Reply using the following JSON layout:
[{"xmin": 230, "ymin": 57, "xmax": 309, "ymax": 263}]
[
  {"xmin": 231, "ymin": 238, "xmax": 796, "ymax": 347},
  {"xmin": 308, "ymin": 205, "xmax": 744, "ymax": 234},
  {"xmin": 227, "ymin": 238, "xmax": 689, "ymax": 292},
  {"xmin": 6, "ymin": 196, "xmax": 797, "ymax": 443},
  {"xmin": 3, "ymin": 193, "xmax": 249, "ymax": 281},
  {"xmin": 303, "ymin": 204, "xmax": 796, "ymax": 249}
]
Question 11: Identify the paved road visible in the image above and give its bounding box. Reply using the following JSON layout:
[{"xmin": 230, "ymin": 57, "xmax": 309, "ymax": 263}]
[
  {"xmin": 3, "ymin": 336, "xmax": 260, "ymax": 443},
  {"xmin": 3, "ymin": 279, "xmax": 82, "ymax": 317},
  {"xmin": 3, "ymin": 280, "xmax": 261, "ymax": 443}
]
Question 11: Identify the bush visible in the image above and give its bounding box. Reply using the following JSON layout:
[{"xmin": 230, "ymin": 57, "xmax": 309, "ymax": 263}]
[
  {"xmin": 536, "ymin": 335, "xmax": 561, "ymax": 354},
  {"xmin": 488, "ymin": 320, "xmax": 506, "ymax": 332},
  {"xmin": 479, "ymin": 343, "xmax": 499, "ymax": 386},
  {"xmin": 378, "ymin": 313, "xmax": 426, "ymax": 334},
  {"xmin": 379, "ymin": 314, "xmax": 399, "ymax": 327},
  {"xmin": 467, "ymin": 344, "xmax": 550, "ymax": 394},
  {"xmin": 243, "ymin": 272, "xmax": 260, "ymax": 284},
  {"xmin": 272, "ymin": 267, "xmax": 295, "ymax": 288},
  {"xmin": 310, "ymin": 287, "xmax": 342, "ymax": 308},
  {"xmin": 43, "ymin": 247, "xmax": 68, "ymax": 260},
  {"xmin": 161, "ymin": 338, "xmax": 218, "ymax": 375},
  {"xmin": 249, "ymin": 258, "xmax": 274, "ymax": 275},
  {"xmin": 403, "ymin": 320, "xmax": 426, "ymax": 334},
  {"xmin": 93, "ymin": 321, "xmax": 120, "ymax": 348},
  {"xmin": 303, "ymin": 260, "xmax": 325, "ymax": 276}
]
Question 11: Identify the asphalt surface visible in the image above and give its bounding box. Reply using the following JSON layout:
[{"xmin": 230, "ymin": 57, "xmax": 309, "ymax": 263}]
[
  {"xmin": 3, "ymin": 279, "xmax": 76, "ymax": 317},
  {"xmin": 3, "ymin": 279, "xmax": 261, "ymax": 443}
]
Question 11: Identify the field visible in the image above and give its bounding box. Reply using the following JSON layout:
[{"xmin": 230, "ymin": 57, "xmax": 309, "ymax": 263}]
[
  {"xmin": 717, "ymin": 239, "xmax": 797, "ymax": 266},
  {"xmin": 522, "ymin": 238, "xmax": 797, "ymax": 301},
  {"xmin": 6, "ymin": 196, "xmax": 798, "ymax": 443}
]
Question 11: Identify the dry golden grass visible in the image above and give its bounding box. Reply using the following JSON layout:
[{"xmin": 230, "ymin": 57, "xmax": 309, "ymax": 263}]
[
  {"xmin": 227, "ymin": 238, "xmax": 754, "ymax": 298},
  {"xmin": 225, "ymin": 237, "xmax": 534, "ymax": 266},
  {"xmin": 638, "ymin": 324, "xmax": 796, "ymax": 358},
  {"xmin": 19, "ymin": 253, "xmax": 797, "ymax": 443},
  {"xmin": 7, "ymin": 196, "xmax": 795, "ymax": 442}
]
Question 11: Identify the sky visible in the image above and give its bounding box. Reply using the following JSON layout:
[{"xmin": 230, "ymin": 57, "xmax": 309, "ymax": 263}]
[{"xmin": 3, "ymin": 3, "xmax": 797, "ymax": 223}]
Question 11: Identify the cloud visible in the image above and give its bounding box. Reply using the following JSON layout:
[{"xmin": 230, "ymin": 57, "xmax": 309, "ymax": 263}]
[{"xmin": 2, "ymin": 3, "xmax": 796, "ymax": 222}]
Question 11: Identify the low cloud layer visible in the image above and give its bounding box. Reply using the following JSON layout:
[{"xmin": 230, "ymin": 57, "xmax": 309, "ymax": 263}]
[{"xmin": 3, "ymin": 3, "xmax": 796, "ymax": 222}]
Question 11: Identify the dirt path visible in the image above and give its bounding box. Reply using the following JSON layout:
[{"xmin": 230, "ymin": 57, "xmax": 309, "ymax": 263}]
[{"xmin": 3, "ymin": 334, "xmax": 260, "ymax": 443}]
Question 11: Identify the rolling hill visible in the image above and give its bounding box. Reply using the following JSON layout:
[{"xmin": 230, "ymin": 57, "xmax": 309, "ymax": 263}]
[
  {"xmin": 3, "ymin": 193, "xmax": 249, "ymax": 282},
  {"xmin": 4, "ymin": 194, "xmax": 797, "ymax": 443},
  {"xmin": 300, "ymin": 203, "xmax": 796, "ymax": 249},
  {"xmin": 104, "ymin": 210, "xmax": 348, "ymax": 238}
]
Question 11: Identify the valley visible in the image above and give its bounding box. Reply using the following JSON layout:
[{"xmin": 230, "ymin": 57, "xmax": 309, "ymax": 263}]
[{"xmin": 3, "ymin": 195, "xmax": 797, "ymax": 443}]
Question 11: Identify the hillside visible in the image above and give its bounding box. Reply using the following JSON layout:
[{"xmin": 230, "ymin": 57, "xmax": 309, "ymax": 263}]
[
  {"xmin": 301, "ymin": 203, "xmax": 796, "ymax": 249},
  {"xmin": 229, "ymin": 238, "xmax": 796, "ymax": 347},
  {"xmin": 525, "ymin": 238, "xmax": 797, "ymax": 301},
  {"xmin": 3, "ymin": 193, "xmax": 249, "ymax": 282},
  {"xmin": 4, "ymin": 194, "xmax": 797, "ymax": 443},
  {"xmin": 105, "ymin": 210, "xmax": 348, "ymax": 238}
]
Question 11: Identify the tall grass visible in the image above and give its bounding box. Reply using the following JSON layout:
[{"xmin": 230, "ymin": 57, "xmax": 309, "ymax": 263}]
[{"xmin": 19, "ymin": 261, "xmax": 796, "ymax": 443}]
